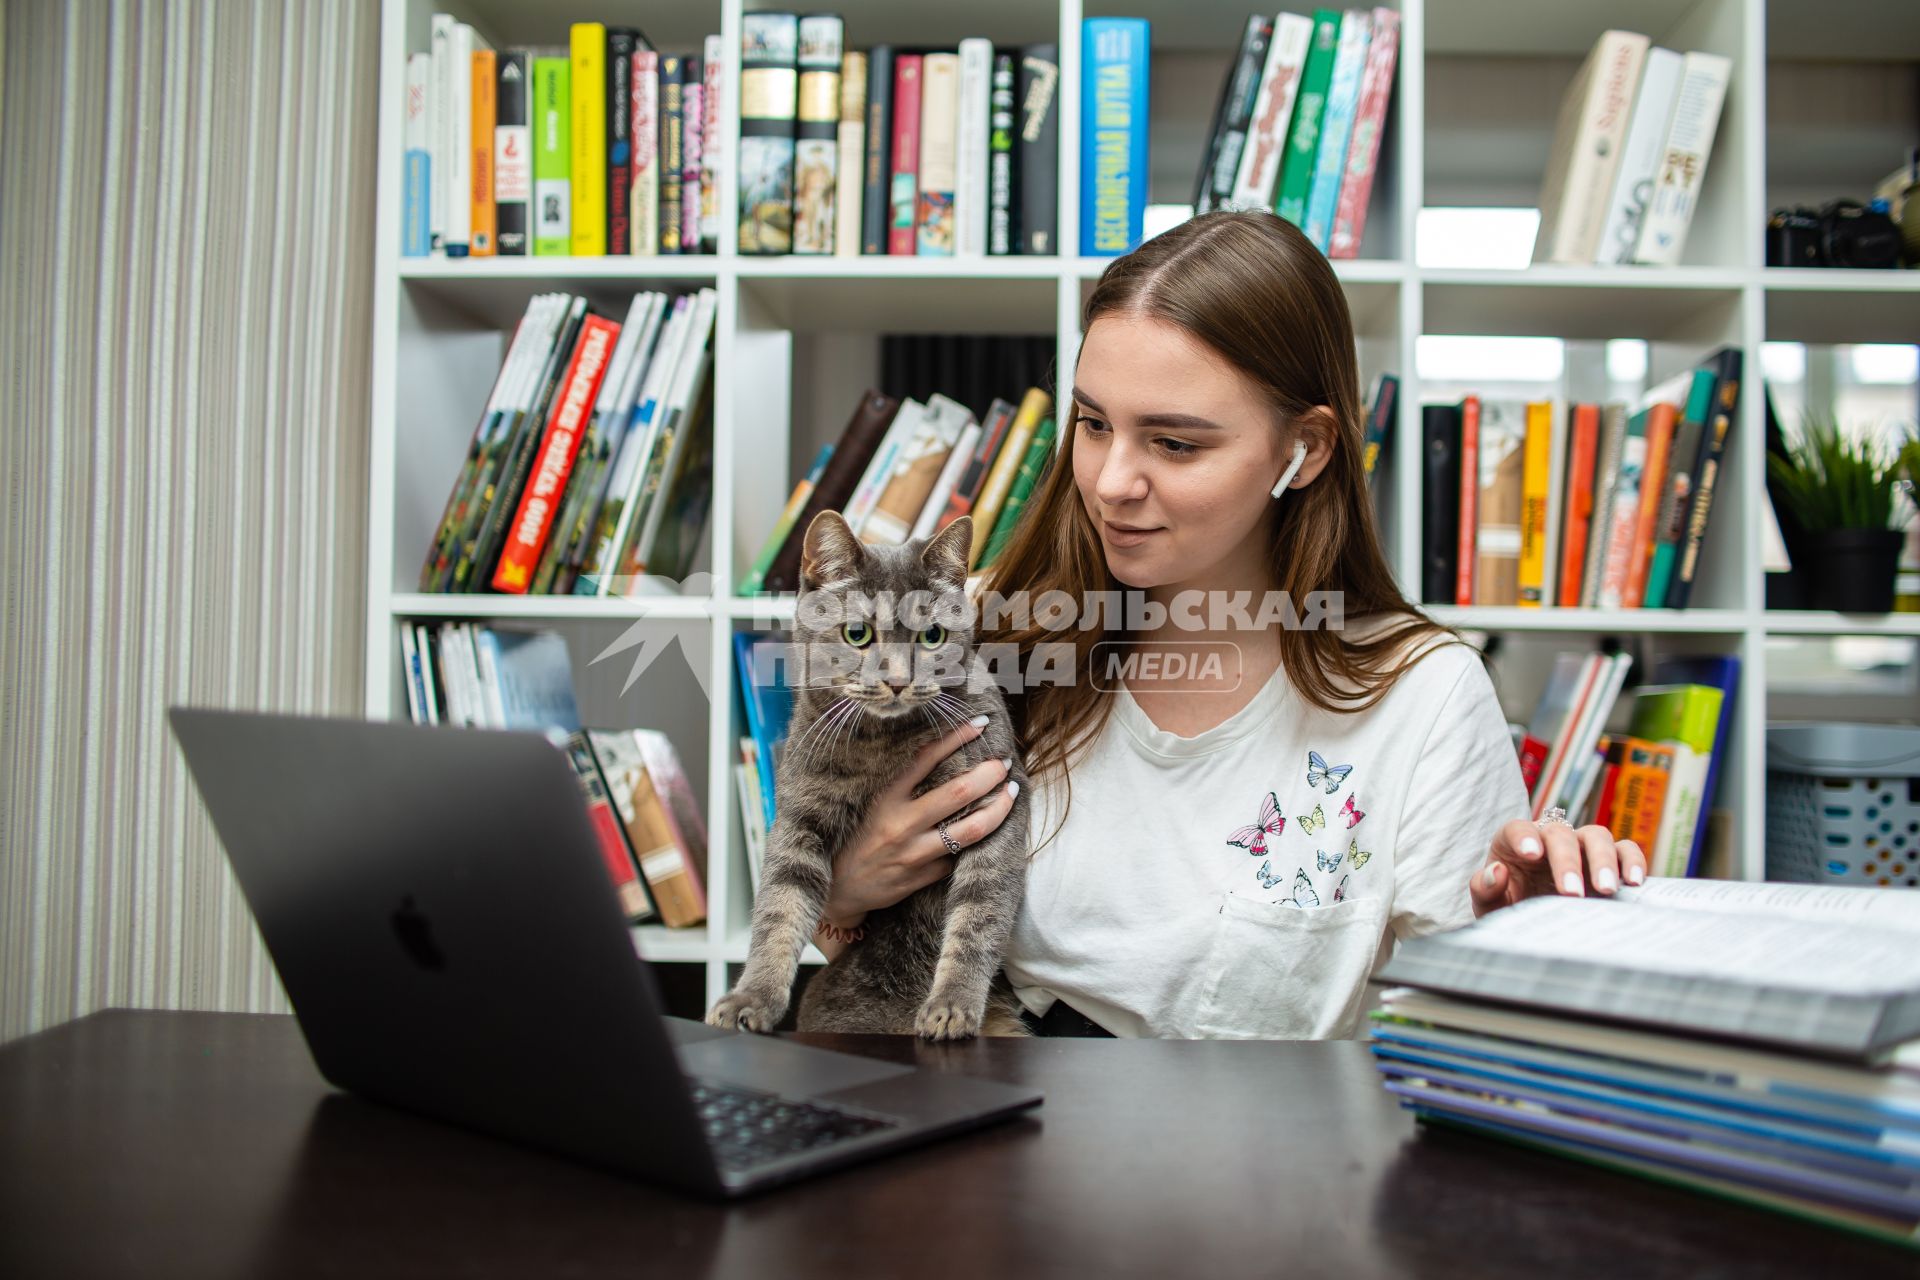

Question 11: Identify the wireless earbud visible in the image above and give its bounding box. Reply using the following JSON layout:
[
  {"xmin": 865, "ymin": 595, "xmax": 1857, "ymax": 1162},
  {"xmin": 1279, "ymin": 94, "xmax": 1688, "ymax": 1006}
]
[{"xmin": 1270, "ymin": 441, "xmax": 1308, "ymax": 499}]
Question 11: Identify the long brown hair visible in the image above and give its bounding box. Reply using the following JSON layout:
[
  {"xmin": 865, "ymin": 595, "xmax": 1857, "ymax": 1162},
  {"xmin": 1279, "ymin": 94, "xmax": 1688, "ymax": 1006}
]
[{"xmin": 980, "ymin": 210, "xmax": 1448, "ymax": 785}]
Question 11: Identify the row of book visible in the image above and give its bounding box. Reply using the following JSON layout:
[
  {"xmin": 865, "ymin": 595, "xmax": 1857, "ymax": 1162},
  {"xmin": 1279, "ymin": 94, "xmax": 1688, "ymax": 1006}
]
[
  {"xmin": 1517, "ymin": 652, "xmax": 1738, "ymax": 880},
  {"xmin": 741, "ymin": 386, "xmax": 1058, "ymax": 596},
  {"xmin": 399, "ymin": 621, "xmax": 710, "ymax": 929},
  {"xmin": 419, "ymin": 289, "xmax": 717, "ymax": 596},
  {"xmin": 1421, "ymin": 348, "xmax": 1742, "ymax": 610},
  {"xmin": 406, "ymin": 18, "xmax": 721, "ymax": 257},
  {"xmin": 739, "ymin": 14, "xmax": 1061, "ymax": 256},
  {"xmin": 1191, "ymin": 7, "xmax": 1401, "ymax": 258},
  {"xmin": 1373, "ymin": 878, "xmax": 1920, "ymax": 1248},
  {"xmin": 733, "ymin": 632, "xmax": 790, "ymax": 896},
  {"xmin": 1535, "ymin": 30, "xmax": 1731, "ymax": 267}
]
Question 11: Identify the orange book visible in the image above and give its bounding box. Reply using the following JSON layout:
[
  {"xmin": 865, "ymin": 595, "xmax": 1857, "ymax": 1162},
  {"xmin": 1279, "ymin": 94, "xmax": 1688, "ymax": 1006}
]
[
  {"xmin": 1623, "ymin": 401, "xmax": 1676, "ymax": 606},
  {"xmin": 1454, "ymin": 395, "xmax": 1480, "ymax": 606},
  {"xmin": 470, "ymin": 49, "xmax": 498, "ymax": 256},
  {"xmin": 1614, "ymin": 736, "xmax": 1674, "ymax": 849},
  {"xmin": 1557, "ymin": 404, "xmax": 1599, "ymax": 606}
]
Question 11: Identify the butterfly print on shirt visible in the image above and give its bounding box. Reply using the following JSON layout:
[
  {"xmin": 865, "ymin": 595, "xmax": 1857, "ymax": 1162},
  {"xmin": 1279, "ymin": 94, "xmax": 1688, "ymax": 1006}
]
[
  {"xmin": 1306, "ymin": 750, "xmax": 1352, "ymax": 795},
  {"xmin": 1297, "ymin": 803, "xmax": 1326, "ymax": 836},
  {"xmin": 1341, "ymin": 794, "xmax": 1365, "ymax": 829},
  {"xmin": 1226, "ymin": 792, "xmax": 1285, "ymax": 858}
]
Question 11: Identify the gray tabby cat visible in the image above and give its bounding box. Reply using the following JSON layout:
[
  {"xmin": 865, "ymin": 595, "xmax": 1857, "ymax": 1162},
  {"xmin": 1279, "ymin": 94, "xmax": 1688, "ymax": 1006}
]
[{"xmin": 707, "ymin": 511, "xmax": 1030, "ymax": 1039}]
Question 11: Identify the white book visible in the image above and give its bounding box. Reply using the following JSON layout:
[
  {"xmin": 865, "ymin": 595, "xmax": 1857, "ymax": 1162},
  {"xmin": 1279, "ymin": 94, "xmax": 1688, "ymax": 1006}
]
[
  {"xmin": 954, "ymin": 39, "xmax": 993, "ymax": 257},
  {"xmin": 911, "ymin": 421, "xmax": 982, "ymax": 542},
  {"xmin": 449, "ymin": 623, "xmax": 482, "ymax": 727},
  {"xmin": 862, "ymin": 394, "xmax": 972, "ymax": 545},
  {"xmin": 415, "ymin": 625, "xmax": 442, "ymax": 725},
  {"xmin": 843, "ymin": 400, "xmax": 926, "ymax": 533},
  {"xmin": 1547, "ymin": 652, "xmax": 1631, "ymax": 816},
  {"xmin": 429, "ymin": 14, "xmax": 453, "ymax": 253},
  {"xmin": 444, "ymin": 23, "xmax": 492, "ymax": 256},
  {"xmin": 1231, "ymin": 13, "xmax": 1314, "ymax": 209},
  {"xmin": 471, "ymin": 626, "xmax": 508, "ymax": 728},
  {"xmin": 1650, "ymin": 737, "xmax": 1712, "ymax": 878},
  {"xmin": 701, "ymin": 35, "xmax": 725, "ymax": 251},
  {"xmin": 1532, "ymin": 30, "xmax": 1650, "ymax": 265},
  {"xmin": 1593, "ymin": 47, "xmax": 1683, "ymax": 266},
  {"xmin": 400, "ymin": 625, "xmax": 425, "ymax": 724},
  {"xmin": 625, "ymin": 289, "xmax": 720, "ymax": 580},
  {"xmin": 917, "ymin": 55, "xmax": 959, "ymax": 255},
  {"xmin": 835, "ymin": 52, "xmax": 867, "ymax": 257},
  {"xmin": 1631, "ymin": 51, "xmax": 1732, "ymax": 266},
  {"xmin": 431, "ymin": 625, "xmax": 462, "ymax": 726}
]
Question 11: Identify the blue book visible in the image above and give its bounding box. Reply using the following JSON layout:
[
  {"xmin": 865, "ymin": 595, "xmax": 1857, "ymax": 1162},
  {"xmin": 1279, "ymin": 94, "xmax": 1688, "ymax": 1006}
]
[
  {"xmin": 403, "ymin": 151, "xmax": 431, "ymax": 257},
  {"xmin": 1302, "ymin": 10, "xmax": 1372, "ymax": 251},
  {"xmin": 734, "ymin": 631, "xmax": 793, "ymax": 828},
  {"xmin": 1653, "ymin": 655, "xmax": 1740, "ymax": 877},
  {"xmin": 1080, "ymin": 18, "xmax": 1150, "ymax": 257},
  {"xmin": 482, "ymin": 628, "xmax": 582, "ymax": 732}
]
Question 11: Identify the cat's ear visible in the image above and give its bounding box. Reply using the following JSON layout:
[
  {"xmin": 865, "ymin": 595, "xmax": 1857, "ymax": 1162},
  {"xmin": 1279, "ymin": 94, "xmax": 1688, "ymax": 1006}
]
[
  {"xmin": 919, "ymin": 515, "xmax": 972, "ymax": 592},
  {"xmin": 801, "ymin": 510, "xmax": 867, "ymax": 588}
]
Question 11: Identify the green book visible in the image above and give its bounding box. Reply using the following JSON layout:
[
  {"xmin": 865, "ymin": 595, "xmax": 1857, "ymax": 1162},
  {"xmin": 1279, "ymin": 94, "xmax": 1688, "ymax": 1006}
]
[
  {"xmin": 739, "ymin": 444, "xmax": 834, "ymax": 595},
  {"xmin": 979, "ymin": 416, "xmax": 1057, "ymax": 568},
  {"xmin": 1627, "ymin": 683, "xmax": 1724, "ymax": 878},
  {"xmin": 1640, "ymin": 366, "xmax": 1718, "ymax": 608},
  {"xmin": 1274, "ymin": 10, "xmax": 1341, "ymax": 226},
  {"xmin": 532, "ymin": 54, "xmax": 572, "ymax": 256}
]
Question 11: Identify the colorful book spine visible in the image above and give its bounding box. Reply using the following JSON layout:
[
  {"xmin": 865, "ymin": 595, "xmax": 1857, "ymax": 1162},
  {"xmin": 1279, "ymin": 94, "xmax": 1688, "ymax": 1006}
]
[
  {"xmin": 1017, "ymin": 45, "xmax": 1060, "ymax": 254},
  {"xmin": 569, "ymin": 24, "xmax": 607, "ymax": 256},
  {"xmin": 1473, "ymin": 399, "xmax": 1527, "ymax": 607},
  {"xmin": 1668, "ymin": 351, "xmax": 1740, "ymax": 609},
  {"xmin": 1453, "ymin": 395, "xmax": 1479, "ymax": 606},
  {"xmin": 444, "ymin": 22, "xmax": 486, "ymax": 256},
  {"xmin": 1080, "ymin": 18, "xmax": 1150, "ymax": 257},
  {"xmin": 606, "ymin": 29, "xmax": 637, "ymax": 255},
  {"xmin": 1579, "ymin": 403, "xmax": 1629, "ymax": 607},
  {"xmin": 835, "ymin": 52, "xmax": 868, "ymax": 257},
  {"xmin": 1629, "ymin": 684, "xmax": 1724, "ymax": 877},
  {"xmin": 1632, "ymin": 52, "xmax": 1732, "ymax": 266},
  {"xmin": 793, "ymin": 16, "xmax": 844, "ymax": 255},
  {"xmin": 1202, "ymin": 15, "xmax": 1274, "ymax": 212},
  {"xmin": 1533, "ymin": 30, "xmax": 1649, "ymax": 264},
  {"xmin": 1517, "ymin": 400, "xmax": 1554, "ymax": 606},
  {"xmin": 1594, "ymin": 46, "xmax": 1683, "ymax": 265},
  {"xmin": 494, "ymin": 53, "xmax": 530, "ymax": 255},
  {"xmin": 1651, "ymin": 655, "xmax": 1739, "ymax": 876},
  {"xmin": 888, "ymin": 55, "xmax": 923, "ymax": 255},
  {"xmin": 738, "ymin": 12, "xmax": 799, "ymax": 254},
  {"xmin": 1557, "ymin": 403, "xmax": 1600, "ymax": 606},
  {"xmin": 1275, "ymin": 10, "xmax": 1341, "ymax": 228},
  {"xmin": 658, "ymin": 55, "xmax": 686, "ymax": 254},
  {"xmin": 403, "ymin": 53, "xmax": 431, "ymax": 256},
  {"xmin": 1360, "ymin": 372, "xmax": 1397, "ymax": 478},
  {"xmin": 1614, "ymin": 737, "xmax": 1675, "ymax": 851},
  {"xmin": 917, "ymin": 53, "xmax": 959, "ymax": 255},
  {"xmin": 630, "ymin": 50, "xmax": 659, "ymax": 256},
  {"xmin": 1626, "ymin": 400, "xmax": 1680, "ymax": 607},
  {"xmin": 1595, "ymin": 408, "xmax": 1649, "ymax": 608},
  {"xmin": 680, "ymin": 61, "xmax": 705, "ymax": 254},
  {"xmin": 1230, "ymin": 14, "xmax": 1311, "ymax": 210},
  {"xmin": 700, "ymin": 37, "xmax": 724, "ymax": 253},
  {"xmin": 987, "ymin": 52, "xmax": 1017, "ymax": 255},
  {"xmin": 469, "ymin": 47, "xmax": 497, "ymax": 256},
  {"xmin": 1328, "ymin": 6, "xmax": 1400, "ymax": 259},
  {"xmin": 938, "ymin": 398, "xmax": 1016, "ymax": 531},
  {"xmin": 1644, "ymin": 370, "xmax": 1716, "ymax": 606},
  {"xmin": 1302, "ymin": 9, "xmax": 1372, "ymax": 252},
  {"xmin": 532, "ymin": 55, "xmax": 571, "ymax": 255},
  {"xmin": 968, "ymin": 388, "xmax": 1052, "ymax": 569},
  {"xmin": 980, "ymin": 416, "xmax": 1058, "ymax": 566},
  {"xmin": 492, "ymin": 315, "xmax": 623, "ymax": 592},
  {"xmin": 912, "ymin": 422, "xmax": 982, "ymax": 542},
  {"xmin": 861, "ymin": 47, "xmax": 895, "ymax": 254},
  {"xmin": 741, "ymin": 444, "xmax": 834, "ymax": 594}
]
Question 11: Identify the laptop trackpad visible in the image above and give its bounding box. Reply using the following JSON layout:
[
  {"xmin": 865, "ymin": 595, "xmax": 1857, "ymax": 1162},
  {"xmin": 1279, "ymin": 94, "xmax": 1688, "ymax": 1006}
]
[{"xmin": 678, "ymin": 1034, "xmax": 913, "ymax": 1097}]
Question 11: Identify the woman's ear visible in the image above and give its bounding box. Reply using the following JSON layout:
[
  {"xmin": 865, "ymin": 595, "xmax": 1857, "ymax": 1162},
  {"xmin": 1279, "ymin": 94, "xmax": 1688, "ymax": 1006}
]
[{"xmin": 1281, "ymin": 405, "xmax": 1340, "ymax": 490}]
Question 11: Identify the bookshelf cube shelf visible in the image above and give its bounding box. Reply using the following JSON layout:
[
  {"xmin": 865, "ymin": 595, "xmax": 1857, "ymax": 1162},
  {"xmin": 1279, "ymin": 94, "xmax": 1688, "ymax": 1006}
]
[{"xmin": 373, "ymin": 0, "xmax": 1920, "ymax": 1009}]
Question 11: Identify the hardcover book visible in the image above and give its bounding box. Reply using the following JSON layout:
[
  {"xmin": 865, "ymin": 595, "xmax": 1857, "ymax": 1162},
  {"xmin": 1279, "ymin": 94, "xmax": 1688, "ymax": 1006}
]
[
  {"xmin": 1533, "ymin": 29, "xmax": 1650, "ymax": 265},
  {"xmin": 606, "ymin": 29, "xmax": 639, "ymax": 254},
  {"xmin": 954, "ymin": 38, "xmax": 993, "ymax": 257},
  {"xmin": 1229, "ymin": 13, "xmax": 1309, "ymax": 211},
  {"xmin": 1632, "ymin": 52, "xmax": 1732, "ymax": 266},
  {"xmin": 680, "ymin": 60, "xmax": 705, "ymax": 254},
  {"xmin": 835, "ymin": 51, "xmax": 868, "ymax": 257},
  {"xmin": 469, "ymin": 48, "xmax": 497, "ymax": 255},
  {"xmin": 569, "ymin": 24, "xmax": 608, "ymax": 256},
  {"xmin": 494, "ymin": 52, "xmax": 530, "ymax": 255},
  {"xmin": 1328, "ymin": 5, "xmax": 1400, "ymax": 259},
  {"xmin": 1198, "ymin": 15, "xmax": 1273, "ymax": 213},
  {"xmin": 860, "ymin": 47, "xmax": 896, "ymax": 254},
  {"xmin": 916, "ymin": 53, "xmax": 959, "ymax": 255},
  {"xmin": 1594, "ymin": 46, "xmax": 1682, "ymax": 266},
  {"xmin": 761, "ymin": 390, "xmax": 902, "ymax": 594},
  {"xmin": 403, "ymin": 53, "xmax": 432, "ymax": 256},
  {"xmin": 630, "ymin": 50, "xmax": 660, "ymax": 256},
  {"xmin": 659, "ymin": 55, "xmax": 686, "ymax": 253},
  {"xmin": 793, "ymin": 16, "xmax": 844, "ymax": 255},
  {"xmin": 987, "ymin": 52, "xmax": 1017, "ymax": 255},
  {"xmin": 1302, "ymin": 8, "xmax": 1372, "ymax": 252},
  {"xmin": 531, "ymin": 54, "xmax": 572, "ymax": 255},
  {"xmin": 888, "ymin": 55, "xmax": 923, "ymax": 255},
  {"xmin": 1274, "ymin": 10, "xmax": 1341, "ymax": 228},
  {"xmin": 738, "ymin": 12, "xmax": 799, "ymax": 254},
  {"xmin": 1081, "ymin": 18, "xmax": 1150, "ymax": 257},
  {"xmin": 1017, "ymin": 44, "xmax": 1060, "ymax": 254}
]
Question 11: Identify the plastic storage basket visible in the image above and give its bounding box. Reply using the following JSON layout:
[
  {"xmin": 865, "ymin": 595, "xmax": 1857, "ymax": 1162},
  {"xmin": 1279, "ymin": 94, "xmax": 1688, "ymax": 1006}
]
[{"xmin": 1765, "ymin": 723, "xmax": 1920, "ymax": 887}]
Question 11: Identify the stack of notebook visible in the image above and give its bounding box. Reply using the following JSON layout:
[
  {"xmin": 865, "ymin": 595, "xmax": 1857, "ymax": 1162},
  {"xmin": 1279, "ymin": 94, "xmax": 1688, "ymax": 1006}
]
[{"xmin": 1370, "ymin": 878, "xmax": 1920, "ymax": 1249}]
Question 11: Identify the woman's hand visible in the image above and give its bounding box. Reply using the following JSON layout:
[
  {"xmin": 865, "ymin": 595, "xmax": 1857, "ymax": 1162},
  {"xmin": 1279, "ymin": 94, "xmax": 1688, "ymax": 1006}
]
[
  {"xmin": 1468, "ymin": 818, "xmax": 1648, "ymax": 918},
  {"xmin": 817, "ymin": 714, "xmax": 1020, "ymax": 941}
]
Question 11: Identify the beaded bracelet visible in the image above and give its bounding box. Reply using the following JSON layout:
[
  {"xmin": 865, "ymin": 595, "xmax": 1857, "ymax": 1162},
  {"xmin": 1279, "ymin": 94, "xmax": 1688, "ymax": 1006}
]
[{"xmin": 815, "ymin": 918, "xmax": 866, "ymax": 945}]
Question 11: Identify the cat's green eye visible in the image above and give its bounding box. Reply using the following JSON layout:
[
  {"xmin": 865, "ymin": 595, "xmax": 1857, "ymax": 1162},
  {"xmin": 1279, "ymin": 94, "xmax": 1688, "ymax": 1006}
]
[
  {"xmin": 918, "ymin": 624, "xmax": 946, "ymax": 650},
  {"xmin": 843, "ymin": 620, "xmax": 874, "ymax": 647}
]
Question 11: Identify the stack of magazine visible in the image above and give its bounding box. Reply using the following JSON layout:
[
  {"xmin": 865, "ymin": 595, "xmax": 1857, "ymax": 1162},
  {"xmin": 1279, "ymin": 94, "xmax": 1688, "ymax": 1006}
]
[{"xmin": 1371, "ymin": 879, "xmax": 1920, "ymax": 1249}]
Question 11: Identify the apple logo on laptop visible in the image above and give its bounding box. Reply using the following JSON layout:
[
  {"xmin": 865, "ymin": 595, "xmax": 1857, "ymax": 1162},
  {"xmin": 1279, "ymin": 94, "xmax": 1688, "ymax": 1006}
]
[{"xmin": 392, "ymin": 895, "xmax": 447, "ymax": 971}]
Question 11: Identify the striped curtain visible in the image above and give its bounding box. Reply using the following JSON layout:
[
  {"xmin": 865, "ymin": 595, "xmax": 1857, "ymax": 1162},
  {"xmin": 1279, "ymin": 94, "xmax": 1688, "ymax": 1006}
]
[{"xmin": 0, "ymin": 0, "xmax": 377, "ymax": 1042}]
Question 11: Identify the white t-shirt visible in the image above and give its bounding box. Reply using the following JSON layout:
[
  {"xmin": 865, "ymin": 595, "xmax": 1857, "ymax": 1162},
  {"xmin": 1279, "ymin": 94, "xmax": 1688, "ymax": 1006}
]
[{"xmin": 1003, "ymin": 637, "xmax": 1529, "ymax": 1040}]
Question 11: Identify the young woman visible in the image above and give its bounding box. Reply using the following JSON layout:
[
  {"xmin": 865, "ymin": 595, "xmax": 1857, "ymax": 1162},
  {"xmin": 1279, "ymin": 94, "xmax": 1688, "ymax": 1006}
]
[{"xmin": 811, "ymin": 211, "xmax": 1640, "ymax": 1038}]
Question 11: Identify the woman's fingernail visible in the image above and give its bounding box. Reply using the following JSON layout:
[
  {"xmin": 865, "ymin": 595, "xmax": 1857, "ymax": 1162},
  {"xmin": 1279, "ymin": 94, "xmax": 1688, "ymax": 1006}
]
[
  {"xmin": 969, "ymin": 714, "xmax": 989, "ymax": 728},
  {"xmin": 1001, "ymin": 756, "xmax": 1013, "ymax": 772},
  {"xmin": 1561, "ymin": 871, "xmax": 1584, "ymax": 896},
  {"xmin": 1626, "ymin": 865, "xmax": 1644, "ymax": 885},
  {"xmin": 1595, "ymin": 867, "xmax": 1617, "ymax": 892},
  {"xmin": 1007, "ymin": 781, "xmax": 1020, "ymax": 799},
  {"xmin": 1482, "ymin": 865, "xmax": 1499, "ymax": 887},
  {"xmin": 1519, "ymin": 837, "xmax": 1543, "ymax": 857}
]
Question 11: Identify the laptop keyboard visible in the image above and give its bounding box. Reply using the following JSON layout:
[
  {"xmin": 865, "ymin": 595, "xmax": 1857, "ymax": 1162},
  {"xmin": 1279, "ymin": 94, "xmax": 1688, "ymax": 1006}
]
[{"xmin": 689, "ymin": 1081, "xmax": 899, "ymax": 1171}]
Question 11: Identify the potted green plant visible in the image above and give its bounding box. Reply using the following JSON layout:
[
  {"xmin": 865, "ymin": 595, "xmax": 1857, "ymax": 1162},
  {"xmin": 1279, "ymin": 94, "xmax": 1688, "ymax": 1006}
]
[{"xmin": 1767, "ymin": 418, "xmax": 1911, "ymax": 613}]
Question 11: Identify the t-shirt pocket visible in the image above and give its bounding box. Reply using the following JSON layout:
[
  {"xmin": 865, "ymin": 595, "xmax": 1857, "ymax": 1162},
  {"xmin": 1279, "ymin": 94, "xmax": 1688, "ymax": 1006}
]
[{"xmin": 1188, "ymin": 891, "xmax": 1391, "ymax": 1040}]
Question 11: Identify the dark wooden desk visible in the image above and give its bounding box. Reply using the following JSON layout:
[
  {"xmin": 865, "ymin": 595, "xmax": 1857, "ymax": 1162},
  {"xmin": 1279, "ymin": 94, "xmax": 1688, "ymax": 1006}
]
[{"xmin": 0, "ymin": 1011, "xmax": 1910, "ymax": 1278}]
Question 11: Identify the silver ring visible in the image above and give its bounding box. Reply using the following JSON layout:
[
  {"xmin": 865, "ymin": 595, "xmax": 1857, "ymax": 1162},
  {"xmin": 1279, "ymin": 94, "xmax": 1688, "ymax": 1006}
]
[
  {"xmin": 1540, "ymin": 806, "xmax": 1571, "ymax": 829},
  {"xmin": 936, "ymin": 820, "xmax": 963, "ymax": 856}
]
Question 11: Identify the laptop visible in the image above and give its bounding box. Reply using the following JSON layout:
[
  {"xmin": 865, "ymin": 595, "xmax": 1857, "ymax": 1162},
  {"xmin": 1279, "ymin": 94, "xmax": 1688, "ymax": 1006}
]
[{"xmin": 167, "ymin": 707, "xmax": 1042, "ymax": 1197}]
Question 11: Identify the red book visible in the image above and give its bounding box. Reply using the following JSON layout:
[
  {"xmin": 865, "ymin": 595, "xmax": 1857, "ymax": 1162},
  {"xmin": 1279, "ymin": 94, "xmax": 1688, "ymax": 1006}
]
[
  {"xmin": 1518, "ymin": 734, "xmax": 1551, "ymax": 795},
  {"xmin": 1592, "ymin": 735, "xmax": 1626, "ymax": 830},
  {"xmin": 491, "ymin": 314, "xmax": 622, "ymax": 592},
  {"xmin": 1454, "ymin": 395, "xmax": 1480, "ymax": 606},
  {"xmin": 1625, "ymin": 400, "xmax": 1678, "ymax": 606},
  {"xmin": 1557, "ymin": 403, "xmax": 1600, "ymax": 606},
  {"xmin": 1328, "ymin": 7, "xmax": 1400, "ymax": 260},
  {"xmin": 888, "ymin": 55, "xmax": 924, "ymax": 255}
]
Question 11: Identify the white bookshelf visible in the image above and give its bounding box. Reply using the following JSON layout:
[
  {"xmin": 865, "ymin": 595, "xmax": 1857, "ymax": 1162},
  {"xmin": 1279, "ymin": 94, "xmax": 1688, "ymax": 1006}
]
[{"xmin": 369, "ymin": 0, "xmax": 1920, "ymax": 1010}]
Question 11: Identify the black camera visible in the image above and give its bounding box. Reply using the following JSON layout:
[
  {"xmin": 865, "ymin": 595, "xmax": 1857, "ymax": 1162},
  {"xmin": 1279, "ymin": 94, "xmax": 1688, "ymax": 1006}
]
[{"xmin": 1766, "ymin": 199, "xmax": 1906, "ymax": 269}]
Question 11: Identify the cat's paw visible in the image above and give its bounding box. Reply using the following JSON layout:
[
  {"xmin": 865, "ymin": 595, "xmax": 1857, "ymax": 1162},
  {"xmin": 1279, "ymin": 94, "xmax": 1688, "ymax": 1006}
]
[
  {"xmin": 708, "ymin": 989, "xmax": 785, "ymax": 1034},
  {"xmin": 914, "ymin": 993, "xmax": 983, "ymax": 1041}
]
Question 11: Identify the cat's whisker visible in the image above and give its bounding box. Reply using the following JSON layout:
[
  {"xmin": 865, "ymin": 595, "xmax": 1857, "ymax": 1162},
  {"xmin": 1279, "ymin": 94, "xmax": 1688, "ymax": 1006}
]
[{"xmin": 790, "ymin": 696, "xmax": 854, "ymax": 764}]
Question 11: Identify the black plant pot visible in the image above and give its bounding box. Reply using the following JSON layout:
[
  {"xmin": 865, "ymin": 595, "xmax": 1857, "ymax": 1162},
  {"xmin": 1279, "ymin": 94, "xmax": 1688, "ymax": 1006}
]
[{"xmin": 1804, "ymin": 528, "xmax": 1905, "ymax": 613}]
